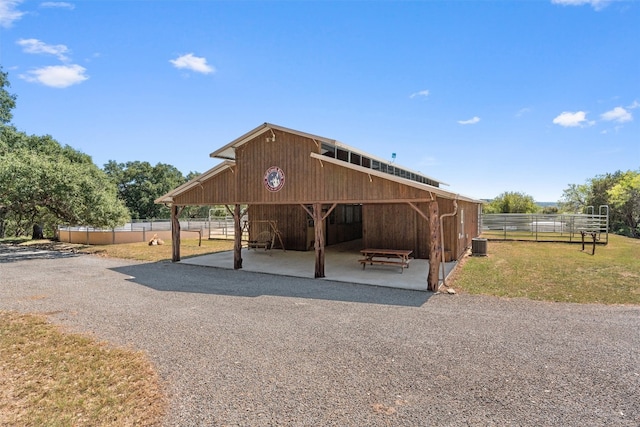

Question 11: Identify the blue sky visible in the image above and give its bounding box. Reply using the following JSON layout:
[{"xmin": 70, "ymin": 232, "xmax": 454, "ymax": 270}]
[{"xmin": 1, "ymin": 0, "xmax": 638, "ymax": 202}]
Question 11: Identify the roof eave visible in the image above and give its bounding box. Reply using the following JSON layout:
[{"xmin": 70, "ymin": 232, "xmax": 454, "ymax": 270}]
[
  {"xmin": 154, "ymin": 160, "xmax": 235, "ymax": 205},
  {"xmin": 309, "ymin": 153, "xmax": 480, "ymax": 203}
]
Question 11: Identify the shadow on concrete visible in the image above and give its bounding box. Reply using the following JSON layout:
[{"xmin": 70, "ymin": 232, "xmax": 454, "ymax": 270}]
[
  {"xmin": 111, "ymin": 261, "xmax": 433, "ymax": 307},
  {"xmin": 0, "ymin": 244, "xmax": 79, "ymax": 263}
]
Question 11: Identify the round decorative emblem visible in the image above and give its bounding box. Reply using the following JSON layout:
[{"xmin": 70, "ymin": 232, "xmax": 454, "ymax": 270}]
[{"xmin": 264, "ymin": 166, "xmax": 285, "ymax": 192}]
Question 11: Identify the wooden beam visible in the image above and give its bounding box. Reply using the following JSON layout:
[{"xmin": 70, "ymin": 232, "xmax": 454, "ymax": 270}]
[
  {"xmin": 313, "ymin": 203, "xmax": 326, "ymax": 278},
  {"xmin": 232, "ymin": 204, "xmax": 243, "ymax": 269},
  {"xmin": 408, "ymin": 201, "xmax": 441, "ymax": 291},
  {"xmin": 171, "ymin": 205, "xmax": 184, "ymax": 262},
  {"xmin": 321, "ymin": 203, "xmax": 338, "ymax": 221},
  {"xmin": 301, "ymin": 203, "xmax": 336, "ymax": 278},
  {"xmin": 300, "ymin": 203, "xmax": 313, "ymax": 217},
  {"xmin": 257, "ymin": 198, "xmax": 439, "ymax": 205},
  {"xmin": 427, "ymin": 200, "xmax": 441, "ymax": 292},
  {"xmin": 408, "ymin": 201, "xmax": 429, "ymax": 222}
]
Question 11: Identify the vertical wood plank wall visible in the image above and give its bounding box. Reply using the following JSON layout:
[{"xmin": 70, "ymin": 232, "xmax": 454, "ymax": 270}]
[
  {"xmin": 235, "ymin": 130, "xmax": 318, "ymax": 204},
  {"xmin": 249, "ymin": 204, "xmax": 309, "ymax": 251},
  {"xmin": 363, "ymin": 204, "xmax": 420, "ymax": 256},
  {"xmin": 363, "ymin": 199, "xmax": 480, "ymax": 260},
  {"xmin": 173, "ymin": 168, "xmax": 237, "ymax": 206},
  {"xmin": 168, "ymin": 127, "xmax": 481, "ymax": 261}
]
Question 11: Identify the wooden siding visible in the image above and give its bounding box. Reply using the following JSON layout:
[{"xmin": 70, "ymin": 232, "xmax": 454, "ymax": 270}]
[
  {"xmin": 172, "ymin": 167, "xmax": 237, "ymax": 206},
  {"xmin": 326, "ymin": 205, "xmax": 363, "ymax": 245},
  {"xmin": 317, "ymin": 162, "xmax": 433, "ymax": 202},
  {"xmin": 248, "ymin": 204, "xmax": 309, "ymax": 251},
  {"xmin": 164, "ymin": 126, "xmax": 482, "ymax": 261},
  {"xmin": 438, "ymin": 198, "xmax": 480, "ymax": 260},
  {"xmin": 362, "ymin": 199, "xmax": 480, "ymax": 260},
  {"xmin": 250, "ymin": 204, "xmax": 364, "ymax": 251},
  {"xmin": 233, "ymin": 129, "xmax": 435, "ymax": 204},
  {"xmin": 235, "ymin": 130, "xmax": 319, "ymax": 204},
  {"xmin": 171, "ymin": 128, "xmax": 445, "ymax": 206},
  {"xmin": 363, "ymin": 204, "xmax": 420, "ymax": 256}
]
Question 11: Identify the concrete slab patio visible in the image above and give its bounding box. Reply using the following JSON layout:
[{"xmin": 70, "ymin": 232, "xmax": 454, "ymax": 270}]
[{"xmin": 180, "ymin": 239, "xmax": 458, "ymax": 291}]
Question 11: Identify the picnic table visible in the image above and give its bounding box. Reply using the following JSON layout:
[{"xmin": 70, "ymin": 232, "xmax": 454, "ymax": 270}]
[{"xmin": 359, "ymin": 248, "xmax": 413, "ymax": 273}]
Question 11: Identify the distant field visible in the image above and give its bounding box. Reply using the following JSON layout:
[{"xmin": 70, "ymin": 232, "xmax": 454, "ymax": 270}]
[{"xmin": 449, "ymin": 234, "xmax": 640, "ymax": 305}]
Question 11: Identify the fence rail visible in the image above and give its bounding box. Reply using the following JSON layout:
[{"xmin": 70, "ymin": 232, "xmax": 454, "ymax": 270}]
[
  {"xmin": 56, "ymin": 218, "xmax": 235, "ymax": 245},
  {"xmin": 481, "ymin": 212, "xmax": 609, "ymax": 243}
]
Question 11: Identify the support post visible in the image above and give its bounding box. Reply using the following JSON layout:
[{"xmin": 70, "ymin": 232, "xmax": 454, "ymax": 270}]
[
  {"xmin": 171, "ymin": 205, "xmax": 182, "ymax": 262},
  {"xmin": 301, "ymin": 203, "xmax": 336, "ymax": 279},
  {"xmin": 427, "ymin": 200, "xmax": 441, "ymax": 292},
  {"xmin": 313, "ymin": 203, "xmax": 325, "ymax": 278},
  {"xmin": 233, "ymin": 204, "xmax": 243, "ymax": 269}
]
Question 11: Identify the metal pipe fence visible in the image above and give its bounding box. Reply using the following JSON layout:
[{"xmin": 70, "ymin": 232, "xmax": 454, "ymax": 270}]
[{"xmin": 481, "ymin": 212, "xmax": 609, "ymax": 244}]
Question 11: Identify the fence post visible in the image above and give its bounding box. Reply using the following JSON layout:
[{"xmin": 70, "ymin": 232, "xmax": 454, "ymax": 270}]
[
  {"xmin": 504, "ymin": 216, "xmax": 507, "ymax": 240},
  {"xmin": 143, "ymin": 227, "xmax": 146, "ymax": 243},
  {"xmin": 112, "ymin": 228, "xmax": 115, "ymax": 244}
]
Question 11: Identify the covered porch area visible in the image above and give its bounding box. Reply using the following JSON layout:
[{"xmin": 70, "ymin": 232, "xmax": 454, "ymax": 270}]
[{"xmin": 179, "ymin": 239, "xmax": 460, "ymax": 292}]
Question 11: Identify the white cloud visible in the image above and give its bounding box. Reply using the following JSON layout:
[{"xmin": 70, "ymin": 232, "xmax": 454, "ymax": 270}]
[
  {"xmin": 627, "ymin": 100, "xmax": 640, "ymax": 110},
  {"xmin": 601, "ymin": 106, "xmax": 632, "ymax": 123},
  {"xmin": 19, "ymin": 64, "xmax": 88, "ymax": 88},
  {"xmin": 552, "ymin": 111, "xmax": 594, "ymax": 127},
  {"xmin": 0, "ymin": 0, "xmax": 25, "ymax": 27},
  {"xmin": 17, "ymin": 38, "xmax": 70, "ymax": 62},
  {"xmin": 516, "ymin": 107, "xmax": 532, "ymax": 118},
  {"xmin": 550, "ymin": 0, "xmax": 612, "ymax": 10},
  {"xmin": 169, "ymin": 53, "xmax": 215, "ymax": 74},
  {"xmin": 410, "ymin": 89, "xmax": 430, "ymax": 99},
  {"xmin": 458, "ymin": 116, "xmax": 480, "ymax": 125},
  {"xmin": 40, "ymin": 2, "xmax": 75, "ymax": 9}
]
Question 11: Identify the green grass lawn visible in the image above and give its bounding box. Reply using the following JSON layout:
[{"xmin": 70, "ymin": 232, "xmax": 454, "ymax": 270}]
[
  {"xmin": 3, "ymin": 235, "xmax": 638, "ymax": 304},
  {"xmin": 450, "ymin": 234, "xmax": 640, "ymax": 305}
]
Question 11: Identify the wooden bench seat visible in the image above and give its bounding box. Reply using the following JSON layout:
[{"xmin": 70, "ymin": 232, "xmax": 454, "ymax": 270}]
[
  {"xmin": 247, "ymin": 231, "xmax": 273, "ymax": 250},
  {"xmin": 359, "ymin": 248, "xmax": 413, "ymax": 273}
]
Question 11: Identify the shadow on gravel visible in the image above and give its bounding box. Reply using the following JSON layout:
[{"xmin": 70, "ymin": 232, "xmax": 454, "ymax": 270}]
[
  {"xmin": 0, "ymin": 244, "xmax": 79, "ymax": 263},
  {"xmin": 111, "ymin": 262, "xmax": 432, "ymax": 307}
]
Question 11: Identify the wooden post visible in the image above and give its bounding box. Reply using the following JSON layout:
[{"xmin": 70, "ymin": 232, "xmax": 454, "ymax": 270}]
[
  {"xmin": 171, "ymin": 205, "xmax": 182, "ymax": 262},
  {"xmin": 313, "ymin": 203, "xmax": 325, "ymax": 278},
  {"xmin": 301, "ymin": 203, "xmax": 336, "ymax": 279},
  {"xmin": 233, "ymin": 204, "xmax": 243, "ymax": 269},
  {"xmin": 427, "ymin": 200, "xmax": 441, "ymax": 292}
]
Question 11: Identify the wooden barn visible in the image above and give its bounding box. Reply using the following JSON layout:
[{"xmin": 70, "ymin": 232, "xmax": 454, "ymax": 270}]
[{"xmin": 156, "ymin": 123, "xmax": 482, "ymax": 291}]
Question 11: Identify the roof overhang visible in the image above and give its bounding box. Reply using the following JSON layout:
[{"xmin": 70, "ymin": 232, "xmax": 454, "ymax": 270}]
[
  {"xmin": 310, "ymin": 153, "xmax": 481, "ymax": 204},
  {"xmin": 154, "ymin": 160, "xmax": 235, "ymax": 205},
  {"xmin": 210, "ymin": 122, "xmax": 337, "ymax": 161}
]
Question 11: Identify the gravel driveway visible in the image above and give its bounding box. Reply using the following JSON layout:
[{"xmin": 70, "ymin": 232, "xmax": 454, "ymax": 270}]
[{"xmin": 1, "ymin": 245, "xmax": 638, "ymax": 426}]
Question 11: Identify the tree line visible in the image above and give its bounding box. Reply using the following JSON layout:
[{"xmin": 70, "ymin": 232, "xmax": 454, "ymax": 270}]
[
  {"xmin": 1, "ymin": 67, "xmax": 638, "ymax": 238},
  {"xmin": 0, "ymin": 68, "xmax": 206, "ymax": 238},
  {"xmin": 481, "ymin": 169, "xmax": 639, "ymax": 238}
]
